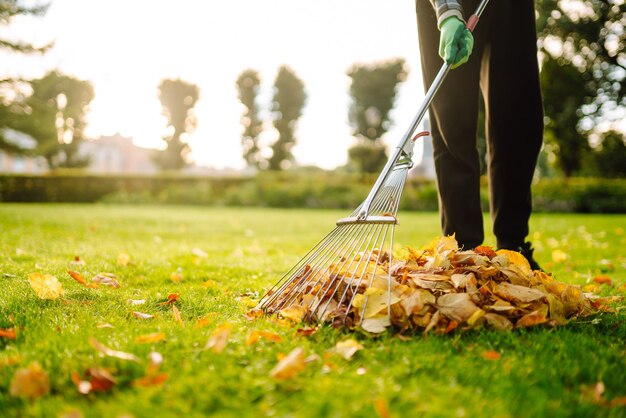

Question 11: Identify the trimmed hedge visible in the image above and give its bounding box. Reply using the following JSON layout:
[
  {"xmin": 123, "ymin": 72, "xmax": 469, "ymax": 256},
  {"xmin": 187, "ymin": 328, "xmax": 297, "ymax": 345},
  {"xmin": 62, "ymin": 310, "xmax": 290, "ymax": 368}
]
[{"xmin": 0, "ymin": 173, "xmax": 624, "ymax": 213}]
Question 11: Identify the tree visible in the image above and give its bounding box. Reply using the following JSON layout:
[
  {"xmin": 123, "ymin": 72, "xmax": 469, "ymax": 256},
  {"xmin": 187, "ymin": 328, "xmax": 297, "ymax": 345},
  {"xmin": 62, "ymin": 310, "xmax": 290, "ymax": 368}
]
[
  {"xmin": 587, "ymin": 130, "xmax": 626, "ymax": 178},
  {"xmin": 346, "ymin": 58, "xmax": 407, "ymax": 173},
  {"xmin": 535, "ymin": 0, "xmax": 625, "ymax": 176},
  {"xmin": 0, "ymin": 0, "xmax": 52, "ymax": 153},
  {"xmin": 6, "ymin": 71, "xmax": 94, "ymax": 169},
  {"xmin": 0, "ymin": 1, "xmax": 51, "ymax": 54},
  {"xmin": 540, "ymin": 58, "xmax": 591, "ymax": 176},
  {"xmin": 268, "ymin": 66, "xmax": 306, "ymax": 171},
  {"xmin": 236, "ymin": 69, "xmax": 263, "ymax": 169},
  {"xmin": 155, "ymin": 78, "xmax": 199, "ymax": 171}
]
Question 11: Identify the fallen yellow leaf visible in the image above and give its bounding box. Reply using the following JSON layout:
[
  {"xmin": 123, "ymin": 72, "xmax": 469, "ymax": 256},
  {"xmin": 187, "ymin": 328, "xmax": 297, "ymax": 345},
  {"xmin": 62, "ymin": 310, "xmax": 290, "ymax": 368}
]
[
  {"xmin": 28, "ymin": 273, "xmax": 64, "ymax": 300},
  {"xmin": 270, "ymin": 347, "xmax": 306, "ymax": 379},
  {"xmin": 135, "ymin": 332, "xmax": 166, "ymax": 344},
  {"xmin": 206, "ymin": 323, "xmax": 232, "ymax": 353},
  {"xmin": 335, "ymin": 339, "xmax": 364, "ymax": 360},
  {"xmin": 117, "ymin": 253, "xmax": 131, "ymax": 266},
  {"xmin": 9, "ymin": 362, "xmax": 50, "ymax": 399}
]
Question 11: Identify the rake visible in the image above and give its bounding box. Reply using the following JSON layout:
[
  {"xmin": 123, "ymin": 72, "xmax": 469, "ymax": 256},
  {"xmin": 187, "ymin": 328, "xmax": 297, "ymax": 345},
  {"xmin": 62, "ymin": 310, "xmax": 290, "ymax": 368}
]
[{"xmin": 257, "ymin": 0, "xmax": 491, "ymax": 329}]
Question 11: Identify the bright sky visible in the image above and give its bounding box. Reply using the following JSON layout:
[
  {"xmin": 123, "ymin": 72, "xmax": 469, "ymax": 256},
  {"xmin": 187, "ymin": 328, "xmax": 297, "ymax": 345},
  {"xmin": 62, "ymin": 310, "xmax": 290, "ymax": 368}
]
[{"xmin": 1, "ymin": 0, "xmax": 428, "ymax": 169}]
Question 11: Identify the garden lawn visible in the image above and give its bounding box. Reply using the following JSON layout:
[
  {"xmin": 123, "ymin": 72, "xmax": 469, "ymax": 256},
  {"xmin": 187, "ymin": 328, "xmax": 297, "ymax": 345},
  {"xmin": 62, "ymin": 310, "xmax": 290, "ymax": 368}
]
[{"xmin": 0, "ymin": 204, "xmax": 625, "ymax": 418}]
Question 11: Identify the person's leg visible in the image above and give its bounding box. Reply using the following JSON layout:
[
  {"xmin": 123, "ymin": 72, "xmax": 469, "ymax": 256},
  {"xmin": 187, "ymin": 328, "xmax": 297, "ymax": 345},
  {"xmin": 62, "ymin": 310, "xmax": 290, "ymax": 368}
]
[
  {"xmin": 415, "ymin": 0, "xmax": 491, "ymax": 249},
  {"xmin": 480, "ymin": 0, "xmax": 543, "ymax": 251}
]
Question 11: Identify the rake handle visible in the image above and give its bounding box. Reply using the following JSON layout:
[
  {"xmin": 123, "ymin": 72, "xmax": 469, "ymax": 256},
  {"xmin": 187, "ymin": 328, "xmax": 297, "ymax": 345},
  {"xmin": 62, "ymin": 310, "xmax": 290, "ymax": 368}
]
[{"xmin": 356, "ymin": 0, "xmax": 491, "ymax": 220}]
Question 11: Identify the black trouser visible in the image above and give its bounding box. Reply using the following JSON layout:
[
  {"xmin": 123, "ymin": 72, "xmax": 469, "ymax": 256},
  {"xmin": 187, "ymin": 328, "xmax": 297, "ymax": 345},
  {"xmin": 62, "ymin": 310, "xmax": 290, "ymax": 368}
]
[{"xmin": 415, "ymin": 0, "xmax": 543, "ymax": 249}]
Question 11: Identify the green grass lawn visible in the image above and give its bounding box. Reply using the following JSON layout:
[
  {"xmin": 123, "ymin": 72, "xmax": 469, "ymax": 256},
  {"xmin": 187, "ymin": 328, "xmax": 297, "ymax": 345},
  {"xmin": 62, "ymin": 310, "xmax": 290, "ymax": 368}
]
[{"xmin": 1, "ymin": 204, "xmax": 625, "ymax": 418}]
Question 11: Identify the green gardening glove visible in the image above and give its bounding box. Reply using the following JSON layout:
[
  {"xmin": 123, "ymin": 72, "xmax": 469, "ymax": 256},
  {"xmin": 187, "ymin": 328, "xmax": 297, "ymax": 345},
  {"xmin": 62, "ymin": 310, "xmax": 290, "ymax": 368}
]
[{"xmin": 439, "ymin": 16, "xmax": 474, "ymax": 69}]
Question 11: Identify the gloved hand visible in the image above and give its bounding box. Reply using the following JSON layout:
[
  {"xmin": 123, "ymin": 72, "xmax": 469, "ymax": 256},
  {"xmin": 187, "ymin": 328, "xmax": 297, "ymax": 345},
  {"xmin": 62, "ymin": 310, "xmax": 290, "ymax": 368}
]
[{"xmin": 439, "ymin": 16, "xmax": 474, "ymax": 69}]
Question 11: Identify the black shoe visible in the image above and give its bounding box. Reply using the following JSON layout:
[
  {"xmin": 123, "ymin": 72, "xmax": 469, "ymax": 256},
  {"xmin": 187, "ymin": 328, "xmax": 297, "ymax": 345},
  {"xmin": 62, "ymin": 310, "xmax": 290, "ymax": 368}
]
[{"xmin": 515, "ymin": 242, "xmax": 542, "ymax": 271}]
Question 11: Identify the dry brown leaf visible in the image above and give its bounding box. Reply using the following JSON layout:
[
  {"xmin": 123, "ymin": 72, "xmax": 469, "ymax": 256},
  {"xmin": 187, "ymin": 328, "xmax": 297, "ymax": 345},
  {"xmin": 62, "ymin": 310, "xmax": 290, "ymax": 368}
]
[
  {"xmin": 0, "ymin": 328, "xmax": 17, "ymax": 339},
  {"xmin": 9, "ymin": 362, "xmax": 50, "ymax": 399},
  {"xmin": 172, "ymin": 305, "xmax": 182, "ymax": 324},
  {"xmin": 28, "ymin": 273, "xmax": 64, "ymax": 300},
  {"xmin": 96, "ymin": 323, "xmax": 114, "ymax": 329},
  {"xmin": 270, "ymin": 347, "xmax": 306, "ymax": 379},
  {"xmin": 373, "ymin": 398, "xmax": 391, "ymax": 418},
  {"xmin": 437, "ymin": 293, "xmax": 481, "ymax": 323},
  {"xmin": 278, "ymin": 305, "xmax": 307, "ymax": 323},
  {"xmin": 593, "ymin": 275, "xmax": 612, "ymax": 285},
  {"xmin": 206, "ymin": 323, "xmax": 232, "ymax": 353},
  {"xmin": 135, "ymin": 332, "xmax": 166, "ymax": 344},
  {"xmin": 132, "ymin": 311, "xmax": 154, "ymax": 320},
  {"xmin": 493, "ymin": 282, "xmax": 545, "ymax": 304},
  {"xmin": 482, "ymin": 350, "xmax": 501, "ymax": 360},
  {"xmin": 246, "ymin": 330, "xmax": 282, "ymax": 346},
  {"xmin": 296, "ymin": 326, "xmax": 319, "ymax": 337},
  {"xmin": 335, "ymin": 339, "xmax": 364, "ymax": 360},
  {"xmin": 132, "ymin": 373, "xmax": 169, "ymax": 387},
  {"xmin": 516, "ymin": 311, "xmax": 548, "ymax": 328},
  {"xmin": 91, "ymin": 273, "xmax": 120, "ymax": 288},
  {"xmin": 89, "ymin": 337, "xmax": 141, "ymax": 362},
  {"xmin": 72, "ymin": 368, "xmax": 116, "ymax": 394}
]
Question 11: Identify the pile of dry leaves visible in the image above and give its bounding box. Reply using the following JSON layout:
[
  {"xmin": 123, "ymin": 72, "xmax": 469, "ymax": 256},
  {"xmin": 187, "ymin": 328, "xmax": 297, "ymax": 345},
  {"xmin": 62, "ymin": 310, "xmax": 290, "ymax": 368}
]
[{"xmin": 257, "ymin": 236, "xmax": 609, "ymax": 334}]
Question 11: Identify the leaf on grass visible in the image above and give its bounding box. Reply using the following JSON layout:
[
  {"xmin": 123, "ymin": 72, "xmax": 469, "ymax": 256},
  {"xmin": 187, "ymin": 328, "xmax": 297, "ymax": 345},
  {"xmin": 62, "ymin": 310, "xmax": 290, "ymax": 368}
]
[
  {"xmin": 72, "ymin": 368, "xmax": 116, "ymax": 394},
  {"xmin": 170, "ymin": 271, "xmax": 183, "ymax": 283},
  {"xmin": 91, "ymin": 273, "xmax": 120, "ymax": 288},
  {"xmin": 481, "ymin": 350, "xmax": 501, "ymax": 360},
  {"xmin": 206, "ymin": 323, "xmax": 232, "ymax": 353},
  {"xmin": 132, "ymin": 372, "xmax": 169, "ymax": 388},
  {"xmin": 0, "ymin": 355, "xmax": 22, "ymax": 368},
  {"xmin": 158, "ymin": 293, "xmax": 180, "ymax": 306},
  {"xmin": 270, "ymin": 347, "xmax": 306, "ymax": 380},
  {"xmin": 28, "ymin": 273, "xmax": 64, "ymax": 300},
  {"xmin": 593, "ymin": 275, "xmax": 612, "ymax": 285},
  {"xmin": 96, "ymin": 323, "xmax": 114, "ymax": 329},
  {"xmin": 192, "ymin": 248, "xmax": 208, "ymax": 258},
  {"xmin": 89, "ymin": 337, "xmax": 141, "ymax": 362},
  {"xmin": 129, "ymin": 299, "xmax": 146, "ymax": 306},
  {"xmin": 117, "ymin": 253, "xmax": 131, "ymax": 266},
  {"xmin": 373, "ymin": 398, "xmax": 391, "ymax": 418},
  {"xmin": 552, "ymin": 249, "xmax": 568, "ymax": 263},
  {"xmin": 296, "ymin": 326, "xmax": 319, "ymax": 337},
  {"xmin": 246, "ymin": 330, "xmax": 282, "ymax": 346},
  {"xmin": 135, "ymin": 332, "xmax": 166, "ymax": 344},
  {"xmin": 9, "ymin": 362, "xmax": 49, "ymax": 399},
  {"xmin": 132, "ymin": 311, "xmax": 154, "ymax": 320},
  {"xmin": 172, "ymin": 305, "xmax": 182, "ymax": 324},
  {"xmin": 335, "ymin": 339, "xmax": 364, "ymax": 360},
  {"xmin": 132, "ymin": 351, "xmax": 169, "ymax": 387},
  {"xmin": 0, "ymin": 328, "xmax": 17, "ymax": 339}
]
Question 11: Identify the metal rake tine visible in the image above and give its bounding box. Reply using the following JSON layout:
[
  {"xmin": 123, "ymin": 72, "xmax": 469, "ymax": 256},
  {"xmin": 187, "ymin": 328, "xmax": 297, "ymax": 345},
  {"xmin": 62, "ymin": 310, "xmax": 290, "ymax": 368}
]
[
  {"xmin": 315, "ymin": 222, "xmax": 386, "ymax": 322},
  {"xmin": 259, "ymin": 224, "xmax": 349, "ymax": 309},
  {"xmin": 272, "ymin": 223, "xmax": 363, "ymax": 313},
  {"xmin": 350, "ymin": 224, "xmax": 392, "ymax": 326},
  {"xmin": 267, "ymin": 223, "xmax": 359, "ymax": 312},
  {"xmin": 331, "ymin": 222, "xmax": 388, "ymax": 322},
  {"xmin": 307, "ymin": 222, "xmax": 379, "ymax": 320}
]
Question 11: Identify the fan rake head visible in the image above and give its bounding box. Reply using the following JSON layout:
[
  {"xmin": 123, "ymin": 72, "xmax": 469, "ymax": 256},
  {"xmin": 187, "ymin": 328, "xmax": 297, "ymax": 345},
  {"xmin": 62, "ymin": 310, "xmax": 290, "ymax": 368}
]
[{"xmin": 256, "ymin": 155, "xmax": 416, "ymax": 329}]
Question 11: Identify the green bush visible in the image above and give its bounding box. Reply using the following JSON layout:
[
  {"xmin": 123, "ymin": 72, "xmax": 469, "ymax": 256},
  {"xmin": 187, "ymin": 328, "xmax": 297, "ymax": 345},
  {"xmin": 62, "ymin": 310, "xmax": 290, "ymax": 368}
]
[{"xmin": 0, "ymin": 173, "xmax": 624, "ymax": 213}]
